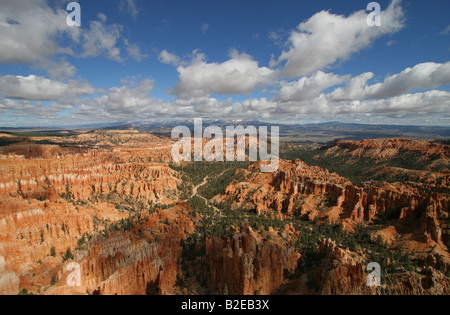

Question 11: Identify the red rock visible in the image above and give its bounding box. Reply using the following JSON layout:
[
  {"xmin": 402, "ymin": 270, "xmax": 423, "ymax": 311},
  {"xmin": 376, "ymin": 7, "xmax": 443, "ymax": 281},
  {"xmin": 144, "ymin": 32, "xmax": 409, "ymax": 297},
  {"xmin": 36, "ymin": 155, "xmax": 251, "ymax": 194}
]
[{"xmin": 205, "ymin": 222, "xmax": 300, "ymax": 295}]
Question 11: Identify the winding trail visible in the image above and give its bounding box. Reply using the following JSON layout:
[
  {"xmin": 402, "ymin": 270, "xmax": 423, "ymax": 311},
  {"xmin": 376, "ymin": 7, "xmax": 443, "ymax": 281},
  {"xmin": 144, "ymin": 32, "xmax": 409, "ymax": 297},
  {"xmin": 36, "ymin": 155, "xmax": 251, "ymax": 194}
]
[
  {"xmin": 190, "ymin": 176, "xmax": 209, "ymax": 199},
  {"xmin": 189, "ymin": 171, "xmax": 227, "ymax": 215}
]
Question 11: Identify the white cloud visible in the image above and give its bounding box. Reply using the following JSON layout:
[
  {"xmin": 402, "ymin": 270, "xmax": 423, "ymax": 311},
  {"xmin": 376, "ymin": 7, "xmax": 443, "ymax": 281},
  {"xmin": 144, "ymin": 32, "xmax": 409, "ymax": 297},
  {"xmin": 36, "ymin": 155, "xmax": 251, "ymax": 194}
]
[
  {"xmin": 80, "ymin": 13, "xmax": 145, "ymax": 62},
  {"xmin": 95, "ymin": 79, "xmax": 155, "ymax": 114},
  {"xmin": 271, "ymin": 0, "xmax": 405, "ymax": 78},
  {"xmin": 1, "ymin": 76, "xmax": 449, "ymax": 127},
  {"xmin": 159, "ymin": 50, "xmax": 183, "ymax": 66},
  {"xmin": 0, "ymin": 75, "xmax": 102, "ymax": 101},
  {"xmin": 124, "ymin": 39, "xmax": 148, "ymax": 62},
  {"xmin": 174, "ymin": 49, "xmax": 276, "ymax": 98},
  {"xmin": 332, "ymin": 90, "xmax": 450, "ymax": 116},
  {"xmin": 275, "ymin": 71, "xmax": 348, "ymax": 102},
  {"xmin": 0, "ymin": 98, "xmax": 61, "ymax": 119},
  {"xmin": 173, "ymin": 96, "xmax": 233, "ymax": 115},
  {"xmin": 241, "ymin": 98, "xmax": 277, "ymax": 112},
  {"xmin": 33, "ymin": 58, "xmax": 77, "ymax": 81},
  {"xmin": 263, "ymin": 90, "xmax": 450, "ymax": 122},
  {"xmin": 0, "ymin": 0, "xmax": 78, "ymax": 64},
  {"xmin": 0, "ymin": 1, "xmax": 144, "ymax": 65},
  {"xmin": 97, "ymin": 12, "xmax": 108, "ymax": 23},
  {"xmin": 330, "ymin": 61, "xmax": 450, "ymax": 101},
  {"xmin": 74, "ymin": 79, "xmax": 179, "ymax": 121},
  {"xmin": 81, "ymin": 20, "xmax": 123, "ymax": 62},
  {"xmin": 0, "ymin": 0, "xmax": 448, "ymax": 127},
  {"xmin": 386, "ymin": 40, "xmax": 396, "ymax": 46}
]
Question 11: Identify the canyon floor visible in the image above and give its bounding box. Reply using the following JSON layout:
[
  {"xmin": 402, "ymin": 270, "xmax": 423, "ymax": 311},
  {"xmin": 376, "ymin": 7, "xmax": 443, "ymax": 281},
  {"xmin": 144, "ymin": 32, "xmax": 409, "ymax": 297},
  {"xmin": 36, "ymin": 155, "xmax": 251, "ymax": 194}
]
[{"xmin": 0, "ymin": 129, "xmax": 449, "ymax": 295}]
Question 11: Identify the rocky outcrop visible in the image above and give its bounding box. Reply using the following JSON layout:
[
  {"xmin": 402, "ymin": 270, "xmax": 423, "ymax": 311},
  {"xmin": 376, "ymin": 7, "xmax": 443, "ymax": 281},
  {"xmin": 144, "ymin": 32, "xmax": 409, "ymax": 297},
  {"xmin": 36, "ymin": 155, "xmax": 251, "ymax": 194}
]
[
  {"xmin": 205, "ymin": 222, "xmax": 300, "ymax": 295},
  {"xmin": 421, "ymin": 267, "xmax": 450, "ymax": 295},
  {"xmin": 214, "ymin": 160, "xmax": 450, "ymax": 245},
  {"xmin": 312, "ymin": 239, "xmax": 366, "ymax": 295},
  {"xmin": 0, "ymin": 149, "xmax": 179, "ymax": 204},
  {"xmin": 213, "ymin": 160, "xmax": 350, "ymax": 216},
  {"xmin": 1, "ymin": 133, "xmax": 449, "ymax": 295},
  {"xmin": 212, "ymin": 158, "xmax": 450, "ymax": 278},
  {"xmin": 322, "ymin": 138, "xmax": 450, "ymax": 161},
  {"xmin": 0, "ymin": 256, "xmax": 20, "ymax": 295},
  {"xmin": 0, "ymin": 132, "xmax": 181, "ymax": 295},
  {"xmin": 47, "ymin": 203, "xmax": 194, "ymax": 295}
]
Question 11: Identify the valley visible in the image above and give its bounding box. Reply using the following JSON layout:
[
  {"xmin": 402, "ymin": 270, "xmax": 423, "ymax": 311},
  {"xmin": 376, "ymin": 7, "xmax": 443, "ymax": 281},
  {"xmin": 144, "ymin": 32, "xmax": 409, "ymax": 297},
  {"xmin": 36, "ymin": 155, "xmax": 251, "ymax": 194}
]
[{"xmin": 0, "ymin": 128, "xmax": 449, "ymax": 295}]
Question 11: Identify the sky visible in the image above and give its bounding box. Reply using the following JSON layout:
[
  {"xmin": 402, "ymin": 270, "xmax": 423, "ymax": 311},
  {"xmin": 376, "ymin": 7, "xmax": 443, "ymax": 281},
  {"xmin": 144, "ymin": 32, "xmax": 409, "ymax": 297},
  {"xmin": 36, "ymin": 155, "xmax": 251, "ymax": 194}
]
[{"xmin": 0, "ymin": 0, "xmax": 449, "ymax": 127}]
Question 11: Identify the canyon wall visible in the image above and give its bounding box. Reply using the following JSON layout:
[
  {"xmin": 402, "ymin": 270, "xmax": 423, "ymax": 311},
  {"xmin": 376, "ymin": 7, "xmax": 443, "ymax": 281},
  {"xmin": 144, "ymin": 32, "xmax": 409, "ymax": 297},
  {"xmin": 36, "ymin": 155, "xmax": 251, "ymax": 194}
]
[
  {"xmin": 0, "ymin": 131, "xmax": 181, "ymax": 295},
  {"xmin": 205, "ymin": 222, "xmax": 300, "ymax": 295}
]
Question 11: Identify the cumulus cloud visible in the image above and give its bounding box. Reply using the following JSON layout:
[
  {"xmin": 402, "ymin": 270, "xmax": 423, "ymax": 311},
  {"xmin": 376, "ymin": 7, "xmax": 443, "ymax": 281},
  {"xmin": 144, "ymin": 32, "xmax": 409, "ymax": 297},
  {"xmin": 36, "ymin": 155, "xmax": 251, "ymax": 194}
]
[
  {"xmin": 275, "ymin": 71, "xmax": 349, "ymax": 102},
  {"xmin": 271, "ymin": 0, "xmax": 405, "ymax": 78},
  {"xmin": 0, "ymin": 75, "xmax": 102, "ymax": 101},
  {"xmin": 259, "ymin": 90, "xmax": 450, "ymax": 122},
  {"xmin": 174, "ymin": 96, "xmax": 233, "ymax": 115},
  {"xmin": 33, "ymin": 58, "xmax": 78, "ymax": 81},
  {"xmin": 330, "ymin": 61, "xmax": 450, "ymax": 101},
  {"xmin": 332, "ymin": 90, "xmax": 450, "ymax": 116},
  {"xmin": 0, "ymin": 98, "xmax": 61, "ymax": 119},
  {"xmin": 174, "ymin": 49, "xmax": 276, "ymax": 99},
  {"xmin": 80, "ymin": 13, "xmax": 146, "ymax": 62},
  {"xmin": 88, "ymin": 79, "xmax": 155, "ymax": 114},
  {"xmin": 73, "ymin": 79, "xmax": 183, "ymax": 122},
  {"xmin": 124, "ymin": 39, "xmax": 148, "ymax": 62},
  {"xmin": 159, "ymin": 50, "xmax": 183, "ymax": 66},
  {"xmin": 0, "ymin": 1, "xmax": 144, "ymax": 65},
  {"xmin": 0, "ymin": 0, "xmax": 78, "ymax": 64},
  {"xmin": 70, "ymin": 60, "xmax": 450, "ymax": 124},
  {"xmin": 0, "ymin": 0, "xmax": 448, "ymax": 127},
  {"xmin": 81, "ymin": 19, "xmax": 124, "ymax": 61}
]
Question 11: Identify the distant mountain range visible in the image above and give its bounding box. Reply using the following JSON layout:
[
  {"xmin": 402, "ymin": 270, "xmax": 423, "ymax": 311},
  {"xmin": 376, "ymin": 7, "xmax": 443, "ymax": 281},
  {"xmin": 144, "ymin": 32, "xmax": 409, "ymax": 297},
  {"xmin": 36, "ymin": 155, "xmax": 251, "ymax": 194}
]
[
  {"xmin": 1, "ymin": 121, "xmax": 450, "ymax": 145},
  {"xmin": 111, "ymin": 121, "xmax": 450, "ymax": 144}
]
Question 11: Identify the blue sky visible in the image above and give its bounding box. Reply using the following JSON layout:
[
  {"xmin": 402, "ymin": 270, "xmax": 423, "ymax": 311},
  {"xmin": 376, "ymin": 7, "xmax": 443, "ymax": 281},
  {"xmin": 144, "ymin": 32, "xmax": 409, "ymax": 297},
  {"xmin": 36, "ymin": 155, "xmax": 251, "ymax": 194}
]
[{"xmin": 0, "ymin": 0, "xmax": 449, "ymax": 127}]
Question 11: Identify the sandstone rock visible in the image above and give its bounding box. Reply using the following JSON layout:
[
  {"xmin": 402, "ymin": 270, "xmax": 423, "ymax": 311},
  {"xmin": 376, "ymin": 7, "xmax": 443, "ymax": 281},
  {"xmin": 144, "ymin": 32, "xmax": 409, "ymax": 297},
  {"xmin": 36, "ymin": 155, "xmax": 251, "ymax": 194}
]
[
  {"xmin": 205, "ymin": 222, "xmax": 300, "ymax": 295},
  {"xmin": 0, "ymin": 133, "xmax": 182, "ymax": 294},
  {"xmin": 46, "ymin": 203, "xmax": 194, "ymax": 295},
  {"xmin": 0, "ymin": 256, "xmax": 20, "ymax": 295},
  {"xmin": 313, "ymin": 239, "xmax": 366, "ymax": 295}
]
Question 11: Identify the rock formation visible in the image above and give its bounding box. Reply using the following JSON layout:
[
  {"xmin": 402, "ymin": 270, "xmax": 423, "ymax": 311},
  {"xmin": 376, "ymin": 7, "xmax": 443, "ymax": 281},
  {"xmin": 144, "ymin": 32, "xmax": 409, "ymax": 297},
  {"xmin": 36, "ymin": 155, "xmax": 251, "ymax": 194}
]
[
  {"xmin": 212, "ymin": 158, "xmax": 450, "ymax": 273},
  {"xmin": 0, "ymin": 130, "xmax": 182, "ymax": 295},
  {"xmin": 205, "ymin": 222, "xmax": 300, "ymax": 295},
  {"xmin": 47, "ymin": 203, "xmax": 194, "ymax": 295},
  {"xmin": 0, "ymin": 133, "xmax": 449, "ymax": 295}
]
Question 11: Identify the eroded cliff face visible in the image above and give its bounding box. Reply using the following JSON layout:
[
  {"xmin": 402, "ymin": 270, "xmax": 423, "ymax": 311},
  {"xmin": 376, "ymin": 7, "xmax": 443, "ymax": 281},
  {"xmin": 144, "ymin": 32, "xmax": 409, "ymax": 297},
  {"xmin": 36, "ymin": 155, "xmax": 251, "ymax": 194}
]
[
  {"xmin": 212, "ymin": 159, "xmax": 450, "ymax": 271},
  {"xmin": 312, "ymin": 239, "xmax": 366, "ymax": 295},
  {"xmin": 212, "ymin": 160, "xmax": 351, "ymax": 217},
  {"xmin": 320, "ymin": 138, "xmax": 450, "ymax": 186},
  {"xmin": 1, "ymin": 133, "xmax": 449, "ymax": 295},
  {"xmin": 322, "ymin": 138, "xmax": 450, "ymax": 162},
  {"xmin": 0, "ymin": 255, "xmax": 20, "ymax": 295},
  {"xmin": 47, "ymin": 203, "xmax": 194, "ymax": 295},
  {"xmin": 0, "ymin": 146, "xmax": 178, "ymax": 204},
  {"xmin": 0, "ymin": 130, "xmax": 182, "ymax": 295},
  {"xmin": 205, "ymin": 222, "xmax": 300, "ymax": 295}
]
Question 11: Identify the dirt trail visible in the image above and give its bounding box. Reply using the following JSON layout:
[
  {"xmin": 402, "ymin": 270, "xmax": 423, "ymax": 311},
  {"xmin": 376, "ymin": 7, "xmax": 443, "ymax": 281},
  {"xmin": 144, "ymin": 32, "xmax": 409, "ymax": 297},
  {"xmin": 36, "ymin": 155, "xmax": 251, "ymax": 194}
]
[
  {"xmin": 191, "ymin": 176, "xmax": 209, "ymax": 198},
  {"xmin": 190, "ymin": 172, "xmax": 227, "ymax": 215}
]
